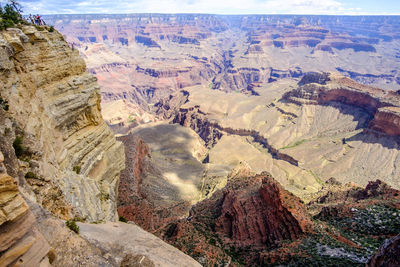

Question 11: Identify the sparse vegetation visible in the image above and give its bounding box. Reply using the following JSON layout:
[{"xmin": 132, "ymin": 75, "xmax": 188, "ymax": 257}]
[
  {"xmin": 308, "ymin": 170, "xmax": 324, "ymax": 185},
  {"xmin": 281, "ymin": 139, "xmax": 306, "ymax": 150},
  {"xmin": 65, "ymin": 220, "xmax": 79, "ymax": 234},
  {"xmin": 24, "ymin": 171, "xmax": 36, "ymax": 179},
  {"xmin": 0, "ymin": 97, "xmax": 9, "ymax": 111},
  {"xmin": 0, "ymin": 1, "xmax": 25, "ymax": 30},
  {"xmin": 119, "ymin": 216, "xmax": 128, "ymax": 223},
  {"xmin": 49, "ymin": 25, "xmax": 54, "ymax": 32},
  {"xmin": 12, "ymin": 135, "xmax": 24, "ymax": 158},
  {"xmin": 73, "ymin": 165, "xmax": 81, "ymax": 174},
  {"xmin": 34, "ymin": 25, "xmax": 44, "ymax": 31},
  {"xmin": 99, "ymin": 192, "xmax": 110, "ymax": 201},
  {"xmin": 128, "ymin": 115, "xmax": 136, "ymax": 123}
]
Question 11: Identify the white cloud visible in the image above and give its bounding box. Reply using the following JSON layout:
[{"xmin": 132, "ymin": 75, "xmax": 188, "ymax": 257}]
[{"xmin": 11, "ymin": 0, "xmax": 399, "ymax": 15}]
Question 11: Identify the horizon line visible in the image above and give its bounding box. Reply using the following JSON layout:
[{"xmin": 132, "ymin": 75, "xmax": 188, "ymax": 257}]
[{"xmin": 37, "ymin": 12, "xmax": 400, "ymax": 16}]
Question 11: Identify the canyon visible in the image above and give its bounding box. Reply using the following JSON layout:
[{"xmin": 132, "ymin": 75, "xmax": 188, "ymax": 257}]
[
  {"xmin": 1, "ymin": 13, "xmax": 400, "ymax": 267},
  {"xmin": 42, "ymin": 14, "xmax": 400, "ymax": 266},
  {"xmin": 45, "ymin": 14, "xmax": 400, "ymax": 133}
]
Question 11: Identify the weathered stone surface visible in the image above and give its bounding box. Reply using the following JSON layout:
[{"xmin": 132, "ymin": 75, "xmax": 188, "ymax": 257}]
[
  {"xmin": 213, "ymin": 172, "xmax": 310, "ymax": 247},
  {"xmin": 0, "ymin": 152, "xmax": 50, "ymax": 267},
  {"xmin": 117, "ymin": 123, "xmax": 209, "ymax": 232},
  {"xmin": 0, "ymin": 210, "xmax": 34, "ymax": 252},
  {"xmin": 77, "ymin": 221, "xmax": 202, "ymax": 267},
  {"xmin": 0, "ymin": 27, "xmax": 125, "ymax": 221}
]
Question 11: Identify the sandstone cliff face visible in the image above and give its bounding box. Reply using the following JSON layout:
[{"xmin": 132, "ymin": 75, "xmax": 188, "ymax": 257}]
[
  {"xmin": 0, "ymin": 26, "xmax": 124, "ymax": 221},
  {"xmin": 214, "ymin": 173, "xmax": 309, "ymax": 247},
  {"xmin": 0, "ymin": 151, "xmax": 50, "ymax": 266},
  {"xmin": 160, "ymin": 168, "xmax": 312, "ymax": 265}
]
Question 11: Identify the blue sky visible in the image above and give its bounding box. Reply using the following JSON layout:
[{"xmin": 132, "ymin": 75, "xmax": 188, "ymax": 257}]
[{"xmin": 4, "ymin": 0, "xmax": 400, "ymax": 15}]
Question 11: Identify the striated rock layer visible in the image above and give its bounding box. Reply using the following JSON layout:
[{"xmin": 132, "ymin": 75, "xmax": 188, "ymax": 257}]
[
  {"xmin": 77, "ymin": 221, "xmax": 202, "ymax": 267},
  {"xmin": 213, "ymin": 172, "xmax": 310, "ymax": 247},
  {"xmin": 161, "ymin": 167, "xmax": 313, "ymax": 265},
  {"xmin": 0, "ymin": 26, "xmax": 124, "ymax": 221},
  {"xmin": 284, "ymin": 72, "xmax": 400, "ymax": 136},
  {"xmin": 0, "ymin": 151, "xmax": 50, "ymax": 267}
]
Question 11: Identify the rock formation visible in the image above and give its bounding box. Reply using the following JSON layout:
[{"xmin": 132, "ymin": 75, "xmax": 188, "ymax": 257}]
[
  {"xmin": 0, "ymin": 25, "xmax": 200, "ymax": 266},
  {"xmin": 42, "ymin": 14, "xmax": 400, "ymax": 132},
  {"xmin": 160, "ymin": 167, "xmax": 400, "ymax": 265},
  {"xmin": 284, "ymin": 72, "xmax": 400, "ymax": 136},
  {"xmin": 0, "ymin": 26, "xmax": 124, "ymax": 221},
  {"xmin": 213, "ymin": 172, "xmax": 310, "ymax": 247},
  {"xmin": 77, "ymin": 221, "xmax": 202, "ymax": 267},
  {"xmin": 161, "ymin": 169, "xmax": 313, "ymax": 265},
  {"xmin": 117, "ymin": 123, "xmax": 209, "ymax": 232},
  {"xmin": 0, "ymin": 152, "xmax": 50, "ymax": 266}
]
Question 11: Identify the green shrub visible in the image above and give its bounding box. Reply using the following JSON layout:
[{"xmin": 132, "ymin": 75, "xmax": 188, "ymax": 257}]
[
  {"xmin": 65, "ymin": 220, "xmax": 79, "ymax": 234},
  {"xmin": 34, "ymin": 25, "xmax": 44, "ymax": 31},
  {"xmin": 24, "ymin": 171, "xmax": 36, "ymax": 179},
  {"xmin": 0, "ymin": 97, "xmax": 9, "ymax": 111},
  {"xmin": 73, "ymin": 165, "xmax": 81, "ymax": 174},
  {"xmin": 99, "ymin": 192, "xmax": 110, "ymax": 201},
  {"xmin": 0, "ymin": 2, "xmax": 24, "ymax": 30},
  {"xmin": 119, "ymin": 216, "xmax": 128, "ymax": 223},
  {"xmin": 49, "ymin": 25, "xmax": 54, "ymax": 32},
  {"xmin": 12, "ymin": 135, "xmax": 24, "ymax": 158}
]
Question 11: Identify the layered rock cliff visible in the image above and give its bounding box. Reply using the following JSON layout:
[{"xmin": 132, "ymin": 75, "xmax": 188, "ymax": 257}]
[
  {"xmin": 160, "ymin": 168, "xmax": 313, "ymax": 265},
  {"xmin": 284, "ymin": 72, "xmax": 400, "ymax": 137},
  {"xmin": 0, "ymin": 152, "xmax": 50, "ymax": 266},
  {"xmin": 0, "ymin": 26, "xmax": 125, "ymax": 222},
  {"xmin": 41, "ymin": 14, "xmax": 400, "ymax": 133},
  {"xmin": 0, "ymin": 26, "xmax": 203, "ymax": 266}
]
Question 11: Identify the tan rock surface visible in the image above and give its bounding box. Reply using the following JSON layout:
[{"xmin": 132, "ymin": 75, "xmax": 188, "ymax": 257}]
[
  {"xmin": 0, "ymin": 26, "xmax": 125, "ymax": 221},
  {"xmin": 0, "ymin": 151, "xmax": 50, "ymax": 267},
  {"xmin": 77, "ymin": 221, "xmax": 202, "ymax": 267}
]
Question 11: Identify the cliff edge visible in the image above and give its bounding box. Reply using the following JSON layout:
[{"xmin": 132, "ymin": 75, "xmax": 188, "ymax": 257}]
[{"xmin": 0, "ymin": 26, "xmax": 125, "ymax": 221}]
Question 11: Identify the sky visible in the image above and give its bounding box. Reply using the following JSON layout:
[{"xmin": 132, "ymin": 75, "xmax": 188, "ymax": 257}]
[{"xmin": 3, "ymin": 0, "xmax": 400, "ymax": 15}]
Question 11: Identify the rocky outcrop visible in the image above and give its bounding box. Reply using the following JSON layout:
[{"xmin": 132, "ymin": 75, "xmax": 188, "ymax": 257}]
[
  {"xmin": 0, "ymin": 26, "xmax": 204, "ymax": 267},
  {"xmin": 116, "ymin": 123, "xmax": 207, "ymax": 232},
  {"xmin": 154, "ymin": 90, "xmax": 190, "ymax": 120},
  {"xmin": 77, "ymin": 221, "xmax": 201, "ymax": 267},
  {"xmin": 172, "ymin": 106, "xmax": 223, "ymax": 147},
  {"xmin": 369, "ymin": 108, "xmax": 400, "ymax": 136},
  {"xmin": 212, "ymin": 172, "xmax": 310, "ymax": 247},
  {"xmin": 0, "ymin": 26, "xmax": 124, "ymax": 221},
  {"xmin": 0, "ymin": 152, "xmax": 50, "ymax": 267},
  {"xmin": 162, "ymin": 169, "xmax": 312, "ymax": 265},
  {"xmin": 284, "ymin": 72, "xmax": 400, "ymax": 136},
  {"xmin": 367, "ymin": 234, "xmax": 400, "ymax": 267}
]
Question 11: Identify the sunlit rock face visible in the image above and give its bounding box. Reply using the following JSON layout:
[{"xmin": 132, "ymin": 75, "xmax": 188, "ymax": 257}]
[
  {"xmin": 44, "ymin": 14, "xmax": 400, "ymax": 132},
  {"xmin": 0, "ymin": 26, "xmax": 124, "ymax": 222}
]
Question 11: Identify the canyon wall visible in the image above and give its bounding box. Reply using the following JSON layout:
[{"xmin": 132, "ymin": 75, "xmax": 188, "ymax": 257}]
[
  {"xmin": 0, "ymin": 26, "xmax": 124, "ymax": 221},
  {"xmin": 0, "ymin": 26, "xmax": 203, "ymax": 266},
  {"xmin": 284, "ymin": 72, "xmax": 400, "ymax": 136}
]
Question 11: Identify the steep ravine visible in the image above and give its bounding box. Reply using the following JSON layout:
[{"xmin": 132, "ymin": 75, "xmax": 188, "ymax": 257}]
[{"xmin": 173, "ymin": 106, "xmax": 299, "ymax": 166}]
